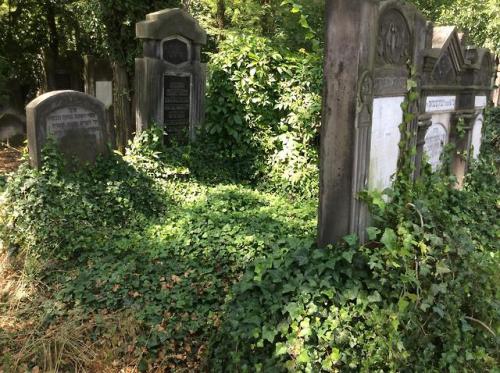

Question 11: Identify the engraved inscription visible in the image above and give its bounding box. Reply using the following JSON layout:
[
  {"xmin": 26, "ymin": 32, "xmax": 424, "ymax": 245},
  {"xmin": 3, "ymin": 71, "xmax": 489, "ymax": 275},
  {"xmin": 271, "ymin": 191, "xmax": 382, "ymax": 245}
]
[
  {"xmin": 163, "ymin": 38, "xmax": 189, "ymax": 65},
  {"xmin": 425, "ymin": 96, "xmax": 456, "ymax": 113},
  {"xmin": 424, "ymin": 123, "xmax": 448, "ymax": 170},
  {"xmin": 474, "ymin": 96, "xmax": 487, "ymax": 109},
  {"xmin": 47, "ymin": 106, "xmax": 101, "ymax": 141},
  {"xmin": 373, "ymin": 76, "xmax": 407, "ymax": 96},
  {"xmin": 377, "ymin": 9, "xmax": 410, "ymax": 66},
  {"xmin": 163, "ymin": 75, "xmax": 191, "ymax": 138}
]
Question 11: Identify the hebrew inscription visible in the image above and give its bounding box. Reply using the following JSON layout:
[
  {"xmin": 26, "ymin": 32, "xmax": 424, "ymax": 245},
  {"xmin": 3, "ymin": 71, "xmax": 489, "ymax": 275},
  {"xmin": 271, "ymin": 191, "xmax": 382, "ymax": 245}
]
[
  {"xmin": 423, "ymin": 123, "xmax": 448, "ymax": 170},
  {"xmin": 425, "ymin": 96, "xmax": 456, "ymax": 113},
  {"xmin": 47, "ymin": 106, "xmax": 101, "ymax": 142}
]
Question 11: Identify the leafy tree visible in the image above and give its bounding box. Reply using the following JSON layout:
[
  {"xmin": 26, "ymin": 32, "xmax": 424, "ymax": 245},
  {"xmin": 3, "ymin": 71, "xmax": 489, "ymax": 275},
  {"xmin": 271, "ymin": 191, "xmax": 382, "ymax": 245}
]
[{"xmin": 410, "ymin": 0, "xmax": 500, "ymax": 52}]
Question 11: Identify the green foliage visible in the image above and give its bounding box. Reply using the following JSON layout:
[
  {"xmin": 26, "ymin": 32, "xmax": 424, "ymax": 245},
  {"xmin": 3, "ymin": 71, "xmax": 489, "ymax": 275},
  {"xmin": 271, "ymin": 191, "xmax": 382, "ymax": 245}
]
[
  {"xmin": 204, "ymin": 33, "xmax": 322, "ymax": 198},
  {"xmin": 0, "ymin": 141, "xmax": 166, "ymax": 261},
  {"xmin": 410, "ymin": 0, "xmax": 500, "ymax": 52},
  {"xmin": 1, "ymin": 107, "xmax": 499, "ymax": 370},
  {"xmin": 0, "ymin": 130, "xmax": 318, "ymax": 370},
  {"xmin": 207, "ymin": 111, "xmax": 500, "ymax": 372}
]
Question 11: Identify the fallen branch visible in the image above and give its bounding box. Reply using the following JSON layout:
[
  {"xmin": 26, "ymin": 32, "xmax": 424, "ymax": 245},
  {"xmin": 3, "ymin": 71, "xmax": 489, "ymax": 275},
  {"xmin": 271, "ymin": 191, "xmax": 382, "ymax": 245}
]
[{"xmin": 465, "ymin": 316, "xmax": 496, "ymax": 337}]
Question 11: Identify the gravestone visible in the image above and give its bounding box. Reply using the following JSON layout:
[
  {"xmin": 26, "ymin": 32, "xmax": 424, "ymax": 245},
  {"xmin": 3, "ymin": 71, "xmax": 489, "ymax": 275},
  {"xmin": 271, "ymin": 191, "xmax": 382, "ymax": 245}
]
[
  {"xmin": 0, "ymin": 109, "xmax": 26, "ymax": 145},
  {"xmin": 419, "ymin": 34, "xmax": 494, "ymax": 185},
  {"xmin": 135, "ymin": 8, "xmax": 207, "ymax": 144},
  {"xmin": 26, "ymin": 90, "xmax": 109, "ymax": 168},
  {"xmin": 319, "ymin": 0, "xmax": 427, "ymax": 245},
  {"xmin": 84, "ymin": 56, "xmax": 114, "ymax": 109},
  {"xmin": 320, "ymin": 0, "xmax": 494, "ymax": 245},
  {"xmin": 83, "ymin": 55, "xmax": 115, "ymax": 146}
]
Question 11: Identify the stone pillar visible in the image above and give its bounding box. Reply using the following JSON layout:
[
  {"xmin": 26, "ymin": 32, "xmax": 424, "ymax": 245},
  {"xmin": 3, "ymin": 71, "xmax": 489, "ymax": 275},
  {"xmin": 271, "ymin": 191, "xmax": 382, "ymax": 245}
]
[
  {"xmin": 414, "ymin": 114, "xmax": 432, "ymax": 177},
  {"xmin": 319, "ymin": 0, "xmax": 427, "ymax": 246},
  {"xmin": 318, "ymin": 0, "xmax": 377, "ymax": 246},
  {"xmin": 449, "ymin": 112, "xmax": 474, "ymax": 188}
]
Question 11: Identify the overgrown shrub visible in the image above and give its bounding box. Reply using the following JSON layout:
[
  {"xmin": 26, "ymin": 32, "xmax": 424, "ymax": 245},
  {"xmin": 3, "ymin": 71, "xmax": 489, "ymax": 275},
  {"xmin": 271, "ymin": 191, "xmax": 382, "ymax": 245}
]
[
  {"xmin": 0, "ymin": 141, "xmax": 166, "ymax": 261},
  {"xmin": 203, "ymin": 33, "xmax": 322, "ymax": 199}
]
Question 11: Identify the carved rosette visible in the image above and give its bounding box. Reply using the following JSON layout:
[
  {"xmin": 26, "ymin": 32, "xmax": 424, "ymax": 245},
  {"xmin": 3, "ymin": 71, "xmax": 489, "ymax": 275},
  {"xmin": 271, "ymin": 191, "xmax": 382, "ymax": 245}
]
[
  {"xmin": 358, "ymin": 72, "xmax": 374, "ymax": 114},
  {"xmin": 376, "ymin": 9, "xmax": 411, "ymax": 66}
]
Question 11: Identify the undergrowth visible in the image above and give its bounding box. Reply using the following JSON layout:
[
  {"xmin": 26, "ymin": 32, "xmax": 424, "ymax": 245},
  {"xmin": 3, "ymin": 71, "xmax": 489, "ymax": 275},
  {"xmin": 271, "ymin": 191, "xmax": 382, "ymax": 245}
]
[{"xmin": 0, "ymin": 108, "xmax": 498, "ymax": 371}]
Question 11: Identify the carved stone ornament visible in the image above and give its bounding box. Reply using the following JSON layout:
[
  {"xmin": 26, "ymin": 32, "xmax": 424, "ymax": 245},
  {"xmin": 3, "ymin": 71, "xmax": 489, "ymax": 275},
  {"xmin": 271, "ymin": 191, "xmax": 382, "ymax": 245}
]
[
  {"xmin": 163, "ymin": 38, "xmax": 189, "ymax": 65},
  {"xmin": 432, "ymin": 50, "xmax": 456, "ymax": 83},
  {"xmin": 377, "ymin": 9, "xmax": 411, "ymax": 66},
  {"xmin": 359, "ymin": 72, "xmax": 374, "ymax": 106}
]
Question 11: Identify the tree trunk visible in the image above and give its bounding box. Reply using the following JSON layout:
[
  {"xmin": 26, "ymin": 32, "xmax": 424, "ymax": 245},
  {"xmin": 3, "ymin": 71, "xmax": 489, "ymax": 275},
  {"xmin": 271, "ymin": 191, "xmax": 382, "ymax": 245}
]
[
  {"xmin": 43, "ymin": 1, "xmax": 59, "ymax": 92},
  {"xmin": 260, "ymin": 0, "xmax": 274, "ymax": 35},
  {"xmin": 112, "ymin": 63, "xmax": 132, "ymax": 152},
  {"xmin": 216, "ymin": 0, "xmax": 226, "ymax": 29}
]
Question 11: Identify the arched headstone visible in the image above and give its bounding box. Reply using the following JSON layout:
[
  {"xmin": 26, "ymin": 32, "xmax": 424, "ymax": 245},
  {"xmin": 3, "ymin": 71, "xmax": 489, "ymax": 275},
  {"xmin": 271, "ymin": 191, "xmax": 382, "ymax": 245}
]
[{"xmin": 26, "ymin": 90, "xmax": 110, "ymax": 168}]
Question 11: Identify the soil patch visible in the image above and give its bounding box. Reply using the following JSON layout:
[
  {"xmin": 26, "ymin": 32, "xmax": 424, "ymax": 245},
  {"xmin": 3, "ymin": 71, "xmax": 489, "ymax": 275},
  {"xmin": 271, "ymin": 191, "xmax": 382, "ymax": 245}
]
[{"xmin": 0, "ymin": 145, "xmax": 23, "ymax": 174}]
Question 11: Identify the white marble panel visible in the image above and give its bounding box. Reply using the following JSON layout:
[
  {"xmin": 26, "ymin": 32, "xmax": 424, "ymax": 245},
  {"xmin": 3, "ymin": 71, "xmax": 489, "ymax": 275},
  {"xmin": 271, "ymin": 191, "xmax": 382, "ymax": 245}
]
[
  {"xmin": 96, "ymin": 81, "xmax": 113, "ymax": 108},
  {"xmin": 423, "ymin": 123, "xmax": 448, "ymax": 171},
  {"xmin": 425, "ymin": 96, "xmax": 456, "ymax": 113},
  {"xmin": 368, "ymin": 97, "xmax": 404, "ymax": 191},
  {"xmin": 474, "ymin": 96, "xmax": 487, "ymax": 109},
  {"xmin": 471, "ymin": 114, "xmax": 484, "ymax": 159}
]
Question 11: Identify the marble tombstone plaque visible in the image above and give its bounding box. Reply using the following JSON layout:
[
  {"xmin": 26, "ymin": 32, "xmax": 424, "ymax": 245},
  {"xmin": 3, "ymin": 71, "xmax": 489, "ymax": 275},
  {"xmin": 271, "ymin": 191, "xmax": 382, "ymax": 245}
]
[
  {"xmin": 422, "ymin": 97, "xmax": 456, "ymax": 170},
  {"xmin": 423, "ymin": 123, "xmax": 448, "ymax": 170},
  {"xmin": 474, "ymin": 95, "xmax": 487, "ymax": 109},
  {"xmin": 368, "ymin": 97, "xmax": 405, "ymax": 191},
  {"xmin": 27, "ymin": 90, "xmax": 109, "ymax": 168},
  {"xmin": 425, "ymin": 96, "xmax": 456, "ymax": 113},
  {"xmin": 95, "ymin": 81, "xmax": 113, "ymax": 108}
]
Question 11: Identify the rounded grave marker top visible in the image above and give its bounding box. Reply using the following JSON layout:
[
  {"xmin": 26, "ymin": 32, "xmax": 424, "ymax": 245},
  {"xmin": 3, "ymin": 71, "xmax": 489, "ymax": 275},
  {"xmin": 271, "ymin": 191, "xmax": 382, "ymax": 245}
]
[{"xmin": 26, "ymin": 90, "xmax": 110, "ymax": 168}]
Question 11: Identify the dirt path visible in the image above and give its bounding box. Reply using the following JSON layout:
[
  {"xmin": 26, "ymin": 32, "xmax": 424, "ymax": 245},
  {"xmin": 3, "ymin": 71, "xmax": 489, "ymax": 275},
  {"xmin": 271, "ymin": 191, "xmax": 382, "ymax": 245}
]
[{"xmin": 0, "ymin": 145, "xmax": 23, "ymax": 175}]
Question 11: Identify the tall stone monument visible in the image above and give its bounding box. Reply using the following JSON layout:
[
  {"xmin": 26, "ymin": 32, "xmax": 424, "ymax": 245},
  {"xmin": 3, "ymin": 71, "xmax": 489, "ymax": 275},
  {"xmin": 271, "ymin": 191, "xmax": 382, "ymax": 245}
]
[
  {"xmin": 319, "ymin": 0, "xmax": 495, "ymax": 246},
  {"xmin": 319, "ymin": 0, "xmax": 426, "ymax": 245},
  {"xmin": 135, "ymin": 8, "xmax": 207, "ymax": 144},
  {"xmin": 26, "ymin": 91, "xmax": 110, "ymax": 168}
]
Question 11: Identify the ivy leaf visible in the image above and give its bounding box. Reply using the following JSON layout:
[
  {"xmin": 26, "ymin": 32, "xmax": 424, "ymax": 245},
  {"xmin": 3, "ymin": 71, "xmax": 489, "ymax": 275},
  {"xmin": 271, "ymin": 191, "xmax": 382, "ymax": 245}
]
[
  {"xmin": 367, "ymin": 291, "xmax": 382, "ymax": 303},
  {"xmin": 381, "ymin": 228, "xmax": 397, "ymax": 250},
  {"xmin": 436, "ymin": 261, "xmax": 451, "ymax": 276},
  {"xmin": 343, "ymin": 234, "xmax": 358, "ymax": 247},
  {"xmin": 366, "ymin": 227, "xmax": 381, "ymax": 241},
  {"xmin": 275, "ymin": 342, "xmax": 288, "ymax": 356}
]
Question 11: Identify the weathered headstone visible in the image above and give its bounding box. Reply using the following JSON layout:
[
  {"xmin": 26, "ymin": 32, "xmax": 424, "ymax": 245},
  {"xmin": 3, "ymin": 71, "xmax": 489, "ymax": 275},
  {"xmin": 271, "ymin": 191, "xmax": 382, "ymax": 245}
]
[
  {"xmin": 135, "ymin": 8, "xmax": 207, "ymax": 144},
  {"xmin": 0, "ymin": 109, "xmax": 26, "ymax": 145},
  {"xmin": 84, "ymin": 55, "xmax": 114, "ymax": 109},
  {"xmin": 26, "ymin": 90, "xmax": 109, "ymax": 168},
  {"xmin": 319, "ymin": 0, "xmax": 426, "ymax": 245},
  {"xmin": 320, "ymin": 1, "xmax": 494, "ymax": 245}
]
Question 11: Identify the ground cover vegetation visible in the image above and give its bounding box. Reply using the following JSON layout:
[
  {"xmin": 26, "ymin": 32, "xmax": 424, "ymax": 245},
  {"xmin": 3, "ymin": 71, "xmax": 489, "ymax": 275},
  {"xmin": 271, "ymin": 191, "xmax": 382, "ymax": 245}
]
[
  {"xmin": 0, "ymin": 104, "xmax": 498, "ymax": 370},
  {"xmin": 0, "ymin": 0, "xmax": 498, "ymax": 371}
]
